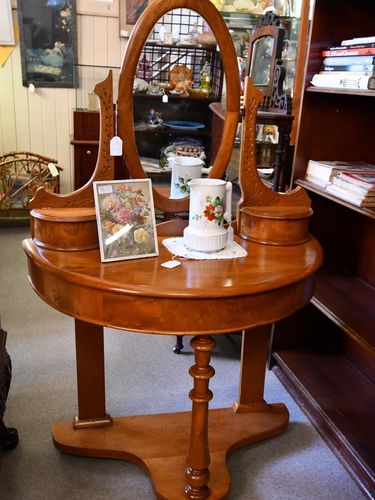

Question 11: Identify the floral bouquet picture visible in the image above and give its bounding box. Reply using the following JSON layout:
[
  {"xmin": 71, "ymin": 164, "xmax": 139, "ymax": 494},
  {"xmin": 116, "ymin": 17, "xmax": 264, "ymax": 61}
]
[{"xmin": 93, "ymin": 179, "xmax": 158, "ymax": 262}]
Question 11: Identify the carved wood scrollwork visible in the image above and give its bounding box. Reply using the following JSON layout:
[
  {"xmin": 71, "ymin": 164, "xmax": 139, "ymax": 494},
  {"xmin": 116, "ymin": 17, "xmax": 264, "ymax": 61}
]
[
  {"xmin": 270, "ymin": 61, "xmax": 292, "ymax": 114},
  {"xmin": 29, "ymin": 72, "xmax": 115, "ymax": 209}
]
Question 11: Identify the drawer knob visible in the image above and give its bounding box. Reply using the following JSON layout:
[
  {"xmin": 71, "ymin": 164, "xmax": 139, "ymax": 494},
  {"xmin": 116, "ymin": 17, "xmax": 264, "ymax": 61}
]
[{"xmin": 86, "ymin": 150, "xmax": 92, "ymax": 155}]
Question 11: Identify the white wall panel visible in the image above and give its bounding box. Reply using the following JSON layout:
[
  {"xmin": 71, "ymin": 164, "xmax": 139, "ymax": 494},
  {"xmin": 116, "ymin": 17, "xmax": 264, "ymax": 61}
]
[
  {"xmin": 27, "ymin": 90, "xmax": 44, "ymax": 154},
  {"xmin": 11, "ymin": 45, "xmax": 30, "ymax": 152},
  {"xmin": 79, "ymin": 15, "xmax": 95, "ymax": 65},
  {"xmin": 94, "ymin": 16, "xmax": 108, "ymax": 66},
  {"xmin": 56, "ymin": 89, "xmax": 74, "ymax": 192},
  {"xmin": 0, "ymin": 50, "xmax": 16, "ymax": 153},
  {"xmin": 107, "ymin": 17, "xmax": 122, "ymax": 68}
]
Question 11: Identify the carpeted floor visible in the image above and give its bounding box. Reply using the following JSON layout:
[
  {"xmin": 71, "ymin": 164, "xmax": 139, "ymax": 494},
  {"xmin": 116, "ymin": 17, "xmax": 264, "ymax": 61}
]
[{"xmin": 0, "ymin": 225, "xmax": 365, "ymax": 499}]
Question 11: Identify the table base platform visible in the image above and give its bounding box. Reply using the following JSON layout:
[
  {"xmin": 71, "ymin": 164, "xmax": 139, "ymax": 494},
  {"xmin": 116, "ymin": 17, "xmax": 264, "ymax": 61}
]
[{"xmin": 52, "ymin": 404, "xmax": 289, "ymax": 499}]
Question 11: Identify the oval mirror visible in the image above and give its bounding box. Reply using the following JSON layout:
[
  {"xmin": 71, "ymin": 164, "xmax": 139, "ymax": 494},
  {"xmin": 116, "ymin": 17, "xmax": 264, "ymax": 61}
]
[{"xmin": 118, "ymin": 0, "xmax": 240, "ymax": 215}]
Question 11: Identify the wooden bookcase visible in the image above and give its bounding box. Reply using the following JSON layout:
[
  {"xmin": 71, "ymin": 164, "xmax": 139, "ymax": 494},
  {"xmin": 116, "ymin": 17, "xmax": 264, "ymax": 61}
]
[{"xmin": 271, "ymin": 1, "xmax": 375, "ymax": 497}]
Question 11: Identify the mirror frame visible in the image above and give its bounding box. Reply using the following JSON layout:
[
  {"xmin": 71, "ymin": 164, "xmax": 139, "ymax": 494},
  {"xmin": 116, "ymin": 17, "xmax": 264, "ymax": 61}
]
[
  {"xmin": 117, "ymin": 0, "xmax": 241, "ymax": 214},
  {"xmin": 245, "ymin": 21, "xmax": 285, "ymax": 100}
]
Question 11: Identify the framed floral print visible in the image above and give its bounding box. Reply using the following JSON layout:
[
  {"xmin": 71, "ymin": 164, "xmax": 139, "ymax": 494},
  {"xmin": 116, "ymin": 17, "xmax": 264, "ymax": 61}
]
[{"xmin": 93, "ymin": 179, "xmax": 159, "ymax": 262}]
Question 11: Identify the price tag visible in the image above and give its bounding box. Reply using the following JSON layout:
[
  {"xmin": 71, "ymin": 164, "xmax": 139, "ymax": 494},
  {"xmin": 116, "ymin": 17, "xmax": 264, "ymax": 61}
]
[
  {"xmin": 162, "ymin": 93, "xmax": 168, "ymax": 103},
  {"xmin": 47, "ymin": 162, "xmax": 59, "ymax": 177},
  {"xmin": 110, "ymin": 136, "xmax": 123, "ymax": 156},
  {"xmin": 161, "ymin": 260, "xmax": 181, "ymax": 268}
]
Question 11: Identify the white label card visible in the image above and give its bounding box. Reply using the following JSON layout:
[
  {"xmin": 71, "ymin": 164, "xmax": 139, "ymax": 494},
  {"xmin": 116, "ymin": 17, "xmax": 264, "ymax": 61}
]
[
  {"xmin": 110, "ymin": 136, "xmax": 123, "ymax": 156},
  {"xmin": 162, "ymin": 94, "xmax": 168, "ymax": 103},
  {"xmin": 47, "ymin": 163, "xmax": 59, "ymax": 177},
  {"xmin": 161, "ymin": 260, "xmax": 181, "ymax": 268}
]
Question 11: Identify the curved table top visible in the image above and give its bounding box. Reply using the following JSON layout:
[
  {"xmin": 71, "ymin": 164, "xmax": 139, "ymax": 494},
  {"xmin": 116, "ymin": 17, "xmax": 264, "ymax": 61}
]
[{"xmin": 23, "ymin": 221, "xmax": 323, "ymax": 335}]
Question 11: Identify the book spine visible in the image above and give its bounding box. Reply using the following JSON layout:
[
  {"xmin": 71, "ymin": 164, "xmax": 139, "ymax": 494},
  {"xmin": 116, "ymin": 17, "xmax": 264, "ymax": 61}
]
[
  {"xmin": 311, "ymin": 73, "xmax": 370, "ymax": 89},
  {"xmin": 337, "ymin": 172, "xmax": 375, "ymax": 189},
  {"xmin": 328, "ymin": 42, "xmax": 375, "ymax": 50},
  {"xmin": 322, "ymin": 47, "xmax": 375, "ymax": 57},
  {"xmin": 322, "ymin": 64, "xmax": 374, "ymax": 72},
  {"xmin": 322, "ymin": 55, "xmax": 375, "ymax": 66},
  {"xmin": 341, "ymin": 36, "xmax": 375, "ymax": 46},
  {"xmin": 332, "ymin": 177, "xmax": 371, "ymax": 194}
]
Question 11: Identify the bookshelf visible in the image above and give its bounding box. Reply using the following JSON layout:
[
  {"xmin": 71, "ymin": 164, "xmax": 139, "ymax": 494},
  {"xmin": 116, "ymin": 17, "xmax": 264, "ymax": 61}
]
[{"xmin": 271, "ymin": 0, "xmax": 375, "ymax": 498}]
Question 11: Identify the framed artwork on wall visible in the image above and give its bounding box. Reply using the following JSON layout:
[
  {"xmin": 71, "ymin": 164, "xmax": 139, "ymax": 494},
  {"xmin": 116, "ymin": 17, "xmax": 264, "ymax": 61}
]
[
  {"xmin": 119, "ymin": 0, "xmax": 149, "ymax": 37},
  {"xmin": 93, "ymin": 179, "xmax": 159, "ymax": 263},
  {"xmin": 18, "ymin": 0, "xmax": 77, "ymax": 88}
]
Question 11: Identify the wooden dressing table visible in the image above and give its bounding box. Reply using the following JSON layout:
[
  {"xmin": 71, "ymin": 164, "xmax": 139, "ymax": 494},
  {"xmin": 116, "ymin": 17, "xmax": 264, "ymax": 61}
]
[
  {"xmin": 24, "ymin": 2, "xmax": 322, "ymax": 497},
  {"xmin": 23, "ymin": 218, "xmax": 322, "ymax": 499}
]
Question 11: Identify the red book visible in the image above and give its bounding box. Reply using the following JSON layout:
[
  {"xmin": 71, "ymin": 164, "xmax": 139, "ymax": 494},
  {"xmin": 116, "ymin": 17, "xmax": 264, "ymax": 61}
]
[{"xmin": 322, "ymin": 47, "xmax": 375, "ymax": 57}]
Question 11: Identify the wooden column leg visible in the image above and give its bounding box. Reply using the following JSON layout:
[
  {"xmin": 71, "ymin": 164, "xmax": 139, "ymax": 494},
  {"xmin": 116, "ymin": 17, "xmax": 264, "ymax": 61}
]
[
  {"xmin": 74, "ymin": 319, "xmax": 112, "ymax": 428},
  {"xmin": 185, "ymin": 335, "xmax": 216, "ymax": 500},
  {"xmin": 233, "ymin": 325, "xmax": 271, "ymax": 413}
]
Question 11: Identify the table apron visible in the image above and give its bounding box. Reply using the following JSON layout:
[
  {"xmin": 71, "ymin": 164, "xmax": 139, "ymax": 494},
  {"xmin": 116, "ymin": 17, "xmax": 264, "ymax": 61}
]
[{"xmin": 27, "ymin": 257, "xmax": 315, "ymax": 334}]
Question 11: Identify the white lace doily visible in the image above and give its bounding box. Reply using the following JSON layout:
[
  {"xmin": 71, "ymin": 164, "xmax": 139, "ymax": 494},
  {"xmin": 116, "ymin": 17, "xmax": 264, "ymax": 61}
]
[{"xmin": 162, "ymin": 237, "xmax": 248, "ymax": 260}]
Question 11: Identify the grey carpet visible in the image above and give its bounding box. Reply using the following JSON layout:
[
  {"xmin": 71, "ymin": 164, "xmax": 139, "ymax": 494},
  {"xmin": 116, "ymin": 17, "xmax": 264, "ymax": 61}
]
[{"xmin": 0, "ymin": 225, "xmax": 365, "ymax": 499}]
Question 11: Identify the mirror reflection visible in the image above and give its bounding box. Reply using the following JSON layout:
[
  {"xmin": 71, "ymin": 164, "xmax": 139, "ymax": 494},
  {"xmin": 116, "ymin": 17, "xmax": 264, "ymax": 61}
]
[
  {"xmin": 131, "ymin": 8, "xmax": 224, "ymax": 199},
  {"xmin": 249, "ymin": 35, "xmax": 274, "ymax": 86}
]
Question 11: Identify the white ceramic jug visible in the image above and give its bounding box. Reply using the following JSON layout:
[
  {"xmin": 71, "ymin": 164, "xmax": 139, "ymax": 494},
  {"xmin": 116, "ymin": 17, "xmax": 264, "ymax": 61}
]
[
  {"xmin": 169, "ymin": 156, "xmax": 203, "ymax": 199},
  {"xmin": 183, "ymin": 178, "xmax": 232, "ymax": 252}
]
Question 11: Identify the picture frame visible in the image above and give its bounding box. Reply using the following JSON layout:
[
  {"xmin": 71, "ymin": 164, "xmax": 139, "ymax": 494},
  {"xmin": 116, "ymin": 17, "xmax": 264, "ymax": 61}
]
[
  {"xmin": 119, "ymin": 0, "xmax": 149, "ymax": 38},
  {"xmin": 93, "ymin": 179, "xmax": 159, "ymax": 263},
  {"xmin": 18, "ymin": 0, "xmax": 77, "ymax": 88},
  {"xmin": 0, "ymin": 0, "xmax": 15, "ymax": 45}
]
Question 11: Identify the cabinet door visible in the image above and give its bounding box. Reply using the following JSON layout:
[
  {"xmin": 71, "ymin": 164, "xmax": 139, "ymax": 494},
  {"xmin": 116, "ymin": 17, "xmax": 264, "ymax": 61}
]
[{"xmin": 74, "ymin": 145, "xmax": 99, "ymax": 190}]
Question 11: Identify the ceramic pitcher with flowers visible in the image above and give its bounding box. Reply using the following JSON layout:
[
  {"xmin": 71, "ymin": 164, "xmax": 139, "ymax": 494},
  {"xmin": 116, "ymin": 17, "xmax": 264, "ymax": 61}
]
[
  {"xmin": 169, "ymin": 156, "xmax": 203, "ymax": 199},
  {"xmin": 183, "ymin": 178, "xmax": 232, "ymax": 252}
]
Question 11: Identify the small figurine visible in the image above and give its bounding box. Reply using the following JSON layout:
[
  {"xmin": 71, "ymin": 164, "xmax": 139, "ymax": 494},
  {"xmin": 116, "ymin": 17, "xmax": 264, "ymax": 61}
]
[
  {"xmin": 147, "ymin": 108, "xmax": 163, "ymax": 127},
  {"xmin": 199, "ymin": 62, "xmax": 212, "ymax": 95}
]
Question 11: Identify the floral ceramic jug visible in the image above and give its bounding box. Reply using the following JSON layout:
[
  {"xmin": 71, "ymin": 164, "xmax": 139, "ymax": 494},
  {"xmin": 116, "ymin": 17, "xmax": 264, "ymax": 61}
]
[
  {"xmin": 169, "ymin": 156, "xmax": 203, "ymax": 199},
  {"xmin": 183, "ymin": 178, "xmax": 232, "ymax": 252}
]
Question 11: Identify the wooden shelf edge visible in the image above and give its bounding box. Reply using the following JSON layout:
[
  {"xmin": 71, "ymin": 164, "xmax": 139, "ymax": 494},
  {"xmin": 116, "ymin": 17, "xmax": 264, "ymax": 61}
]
[
  {"xmin": 311, "ymin": 296, "xmax": 375, "ymax": 356},
  {"xmin": 312, "ymin": 273, "xmax": 375, "ymax": 356},
  {"xmin": 272, "ymin": 353, "xmax": 375, "ymax": 499},
  {"xmin": 133, "ymin": 92, "xmax": 218, "ymax": 102},
  {"xmin": 295, "ymin": 179, "xmax": 375, "ymax": 219},
  {"xmin": 306, "ymin": 86, "xmax": 375, "ymax": 97}
]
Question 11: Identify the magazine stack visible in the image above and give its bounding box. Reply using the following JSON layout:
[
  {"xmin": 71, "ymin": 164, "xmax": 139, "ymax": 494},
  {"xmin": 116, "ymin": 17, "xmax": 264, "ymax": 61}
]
[{"xmin": 326, "ymin": 170, "xmax": 375, "ymax": 207}]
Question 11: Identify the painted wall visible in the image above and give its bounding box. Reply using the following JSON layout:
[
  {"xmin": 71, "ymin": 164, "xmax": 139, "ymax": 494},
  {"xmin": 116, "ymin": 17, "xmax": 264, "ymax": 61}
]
[{"xmin": 0, "ymin": 0, "xmax": 127, "ymax": 193}]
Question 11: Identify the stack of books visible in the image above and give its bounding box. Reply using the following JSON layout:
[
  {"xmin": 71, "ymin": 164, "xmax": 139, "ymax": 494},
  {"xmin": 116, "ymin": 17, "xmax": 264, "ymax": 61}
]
[
  {"xmin": 311, "ymin": 35, "xmax": 375, "ymax": 90},
  {"xmin": 305, "ymin": 160, "xmax": 375, "ymax": 187},
  {"xmin": 304, "ymin": 159, "xmax": 375, "ymax": 207},
  {"xmin": 326, "ymin": 171, "xmax": 375, "ymax": 207}
]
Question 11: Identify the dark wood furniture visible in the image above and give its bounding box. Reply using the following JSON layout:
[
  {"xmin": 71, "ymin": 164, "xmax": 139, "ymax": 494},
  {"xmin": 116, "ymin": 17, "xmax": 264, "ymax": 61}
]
[
  {"xmin": 71, "ymin": 110, "xmax": 124, "ymax": 190},
  {"xmin": 246, "ymin": 12, "xmax": 285, "ymax": 108},
  {"xmin": 211, "ymin": 14, "xmax": 294, "ymax": 192},
  {"xmin": 271, "ymin": 1, "xmax": 375, "ymax": 497}
]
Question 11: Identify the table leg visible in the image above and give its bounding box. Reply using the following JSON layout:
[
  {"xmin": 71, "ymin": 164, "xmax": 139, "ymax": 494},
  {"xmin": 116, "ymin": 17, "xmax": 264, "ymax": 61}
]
[
  {"xmin": 185, "ymin": 335, "xmax": 216, "ymax": 499},
  {"xmin": 52, "ymin": 327, "xmax": 288, "ymax": 498},
  {"xmin": 233, "ymin": 326, "xmax": 272, "ymax": 413},
  {"xmin": 74, "ymin": 319, "xmax": 112, "ymax": 428}
]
